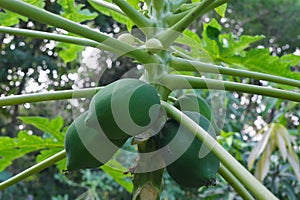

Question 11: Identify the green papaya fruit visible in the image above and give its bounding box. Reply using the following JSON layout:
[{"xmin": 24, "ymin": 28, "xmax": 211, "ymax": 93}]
[
  {"xmin": 85, "ymin": 78, "xmax": 162, "ymax": 140},
  {"xmin": 64, "ymin": 112, "xmax": 126, "ymax": 171},
  {"xmin": 174, "ymin": 94, "xmax": 220, "ymax": 134},
  {"xmin": 158, "ymin": 111, "xmax": 220, "ymax": 188},
  {"xmin": 174, "ymin": 94, "xmax": 212, "ymax": 121}
]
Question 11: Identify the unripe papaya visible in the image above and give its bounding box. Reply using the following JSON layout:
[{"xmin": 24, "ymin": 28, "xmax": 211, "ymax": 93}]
[
  {"xmin": 145, "ymin": 38, "xmax": 164, "ymax": 54},
  {"xmin": 174, "ymin": 94, "xmax": 212, "ymax": 121},
  {"xmin": 85, "ymin": 78, "xmax": 162, "ymax": 140},
  {"xmin": 64, "ymin": 112, "xmax": 126, "ymax": 171},
  {"xmin": 174, "ymin": 94, "xmax": 220, "ymax": 134},
  {"xmin": 158, "ymin": 111, "xmax": 219, "ymax": 188},
  {"xmin": 117, "ymin": 33, "xmax": 136, "ymax": 45}
]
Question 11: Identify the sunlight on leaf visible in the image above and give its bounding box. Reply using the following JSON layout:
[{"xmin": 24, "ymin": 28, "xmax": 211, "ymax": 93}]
[
  {"xmin": 0, "ymin": 131, "xmax": 64, "ymax": 171},
  {"xmin": 58, "ymin": 0, "xmax": 97, "ymax": 22},
  {"xmin": 18, "ymin": 115, "xmax": 65, "ymax": 142},
  {"xmin": 214, "ymin": 3, "xmax": 227, "ymax": 18}
]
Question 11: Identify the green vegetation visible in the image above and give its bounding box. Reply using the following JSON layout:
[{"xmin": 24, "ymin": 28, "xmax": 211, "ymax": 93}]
[{"xmin": 0, "ymin": 0, "xmax": 299, "ymax": 199}]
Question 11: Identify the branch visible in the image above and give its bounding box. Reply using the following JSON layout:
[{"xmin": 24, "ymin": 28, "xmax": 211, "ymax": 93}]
[
  {"xmin": 0, "ymin": 0, "xmax": 158, "ymax": 64},
  {"xmin": 160, "ymin": 75, "xmax": 300, "ymax": 102},
  {"xmin": 165, "ymin": 0, "xmax": 228, "ymax": 26},
  {"xmin": 161, "ymin": 101, "xmax": 278, "ymax": 200},
  {"xmin": 0, "ymin": 87, "xmax": 102, "ymax": 107},
  {"xmin": 0, "ymin": 26, "xmax": 114, "ymax": 51},
  {"xmin": 0, "ymin": 150, "xmax": 66, "ymax": 190},
  {"xmin": 170, "ymin": 57, "xmax": 300, "ymax": 88},
  {"xmin": 156, "ymin": 0, "xmax": 229, "ymax": 47},
  {"xmin": 112, "ymin": 0, "xmax": 153, "ymax": 28},
  {"xmin": 90, "ymin": 0, "xmax": 125, "ymax": 15},
  {"xmin": 218, "ymin": 164, "xmax": 255, "ymax": 200}
]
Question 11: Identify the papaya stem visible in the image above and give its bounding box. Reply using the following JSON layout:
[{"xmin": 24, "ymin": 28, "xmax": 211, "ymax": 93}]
[
  {"xmin": 0, "ymin": 26, "xmax": 113, "ymax": 50},
  {"xmin": 170, "ymin": 57, "xmax": 300, "ymax": 88},
  {"xmin": 0, "ymin": 87, "xmax": 102, "ymax": 107},
  {"xmin": 156, "ymin": 0, "xmax": 229, "ymax": 48},
  {"xmin": 0, "ymin": 150, "xmax": 66, "ymax": 190},
  {"xmin": 112, "ymin": 0, "xmax": 153, "ymax": 28},
  {"xmin": 218, "ymin": 164, "xmax": 255, "ymax": 200},
  {"xmin": 160, "ymin": 75, "xmax": 300, "ymax": 102}
]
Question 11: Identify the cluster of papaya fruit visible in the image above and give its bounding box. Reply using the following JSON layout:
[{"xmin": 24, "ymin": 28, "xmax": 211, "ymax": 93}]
[{"xmin": 64, "ymin": 78, "xmax": 219, "ymax": 188}]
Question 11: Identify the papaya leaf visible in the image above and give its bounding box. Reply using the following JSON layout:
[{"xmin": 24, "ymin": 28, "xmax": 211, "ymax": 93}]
[
  {"xmin": 18, "ymin": 115, "xmax": 65, "ymax": 142},
  {"xmin": 127, "ymin": 0, "xmax": 140, "ymax": 10},
  {"xmin": 36, "ymin": 148, "xmax": 66, "ymax": 171},
  {"xmin": 57, "ymin": 0, "xmax": 97, "ymax": 22},
  {"xmin": 219, "ymin": 34, "xmax": 264, "ymax": 58},
  {"xmin": 101, "ymin": 159, "xmax": 133, "ymax": 193},
  {"xmin": 0, "ymin": 131, "xmax": 63, "ymax": 171},
  {"xmin": 214, "ymin": 3, "xmax": 227, "ymax": 18},
  {"xmin": 56, "ymin": 42, "xmax": 85, "ymax": 63},
  {"xmin": 0, "ymin": 0, "xmax": 45, "ymax": 26},
  {"xmin": 88, "ymin": 0, "xmax": 130, "ymax": 27},
  {"xmin": 0, "ymin": 10, "xmax": 28, "ymax": 26},
  {"xmin": 240, "ymin": 49, "xmax": 300, "ymax": 80}
]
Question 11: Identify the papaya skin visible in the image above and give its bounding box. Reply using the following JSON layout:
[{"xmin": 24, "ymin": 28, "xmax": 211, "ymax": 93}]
[
  {"xmin": 174, "ymin": 94, "xmax": 221, "ymax": 135},
  {"xmin": 85, "ymin": 78, "xmax": 162, "ymax": 140},
  {"xmin": 174, "ymin": 94, "xmax": 212, "ymax": 121},
  {"xmin": 158, "ymin": 111, "xmax": 220, "ymax": 188},
  {"xmin": 64, "ymin": 112, "xmax": 126, "ymax": 171}
]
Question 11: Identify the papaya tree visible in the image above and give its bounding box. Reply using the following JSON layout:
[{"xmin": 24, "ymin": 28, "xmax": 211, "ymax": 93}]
[{"xmin": 0, "ymin": 0, "xmax": 299, "ymax": 199}]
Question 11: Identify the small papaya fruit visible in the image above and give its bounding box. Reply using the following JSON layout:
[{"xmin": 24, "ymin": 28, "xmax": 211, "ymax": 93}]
[
  {"xmin": 158, "ymin": 111, "xmax": 220, "ymax": 188},
  {"xmin": 64, "ymin": 112, "xmax": 126, "ymax": 171},
  {"xmin": 85, "ymin": 78, "xmax": 162, "ymax": 140},
  {"xmin": 174, "ymin": 94, "xmax": 220, "ymax": 134},
  {"xmin": 117, "ymin": 33, "xmax": 136, "ymax": 45},
  {"xmin": 145, "ymin": 38, "xmax": 164, "ymax": 54}
]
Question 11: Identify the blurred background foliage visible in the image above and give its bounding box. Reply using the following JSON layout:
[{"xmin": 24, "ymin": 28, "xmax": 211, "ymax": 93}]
[{"xmin": 0, "ymin": 0, "xmax": 299, "ymax": 199}]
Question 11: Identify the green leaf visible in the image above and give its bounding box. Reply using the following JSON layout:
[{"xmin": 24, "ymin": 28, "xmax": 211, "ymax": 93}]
[
  {"xmin": 0, "ymin": 131, "xmax": 63, "ymax": 171},
  {"xmin": 254, "ymin": 142, "xmax": 273, "ymax": 181},
  {"xmin": 88, "ymin": 0, "xmax": 130, "ymax": 26},
  {"xmin": 219, "ymin": 34, "xmax": 264, "ymax": 58},
  {"xmin": 37, "ymin": 148, "xmax": 66, "ymax": 171},
  {"xmin": 57, "ymin": 42, "xmax": 85, "ymax": 63},
  {"xmin": 242, "ymin": 49, "xmax": 300, "ymax": 80},
  {"xmin": 0, "ymin": 10, "xmax": 28, "ymax": 26},
  {"xmin": 18, "ymin": 115, "xmax": 65, "ymax": 142},
  {"xmin": 0, "ymin": 0, "xmax": 45, "ymax": 26},
  {"xmin": 101, "ymin": 159, "xmax": 133, "ymax": 193},
  {"xmin": 127, "ymin": 0, "xmax": 139, "ymax": 10},
  {"xmin": 247, "ymin": 124, "xmax": 274, "ymax": 170},
  {"xmin": 214, "ymin": 3, "xmax": 227, "ymax": 18},
  {"xmin": 276, "ymin": 129, "xmax": 287, "ymax": 161},
  {"xmin": 280, "ymin": 53, "xmax": 300, "ymax": 67},
  {"xmin": 286, "ymin": 148, "xmax": 300, "ymax": 184},
  {"xmin": 57, "ymin": 0, "xmax": 97, "ymax": 22}
]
